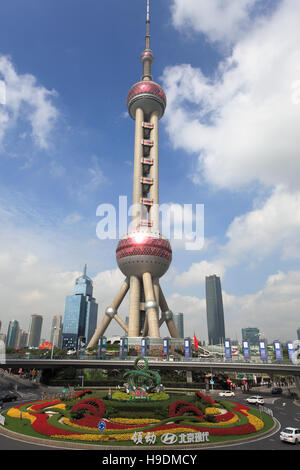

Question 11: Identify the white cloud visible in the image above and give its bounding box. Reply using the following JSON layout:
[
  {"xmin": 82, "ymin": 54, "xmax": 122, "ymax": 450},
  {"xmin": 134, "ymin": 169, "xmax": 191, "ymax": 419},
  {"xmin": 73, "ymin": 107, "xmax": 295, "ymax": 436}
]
[
  {"xmin": 164, "ymin": 0, "xmax": 300, "ymax": 191},
  {"xmin": 222, "ymin": 187, "xmax": 300, "ymax": 266},
  {"xmin": 174, "ymin": 260, "xmax": 225, "ymax": 287},
  {"xmin": 0, "ymin": 54, "xmax": 58, "ymax": 149},
  {"xmin": 171, "ymin": 0, "xmax": 260, "ymax": 44}
]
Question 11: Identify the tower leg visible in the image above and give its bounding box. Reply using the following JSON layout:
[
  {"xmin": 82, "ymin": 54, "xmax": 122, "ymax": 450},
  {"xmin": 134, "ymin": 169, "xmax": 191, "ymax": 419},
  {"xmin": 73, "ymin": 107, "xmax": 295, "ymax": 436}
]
[
  {"xmin": 159, "ymin": 285, "xmax": 180, "ymax": 338},
  {"xmin": 87, "ymin": 277, "xmax": 129, "ymax": 349},
  {"xmin": 128, "ymin": 275, "xmax": 141, "ymax": 337},
  {"xmin": 142, "ymin": 272, "xmax": 160, "ymax": 337}
]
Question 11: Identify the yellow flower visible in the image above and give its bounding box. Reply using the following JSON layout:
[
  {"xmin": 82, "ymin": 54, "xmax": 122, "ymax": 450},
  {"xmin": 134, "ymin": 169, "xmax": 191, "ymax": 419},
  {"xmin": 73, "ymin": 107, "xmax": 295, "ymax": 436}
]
[
  {"xmin": 205, "ymin": 407, "xmax": 221, "ymax": 415},
  {"xmin": 6, "ymin": 407, "xmax": 36, "ymax": 424}
]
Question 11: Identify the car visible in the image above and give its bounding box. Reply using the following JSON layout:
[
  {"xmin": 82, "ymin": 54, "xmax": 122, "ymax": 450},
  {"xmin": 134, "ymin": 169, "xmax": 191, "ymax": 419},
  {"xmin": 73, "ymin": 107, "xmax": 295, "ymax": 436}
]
[
  {"xmin": 271, "ymin": 387, "xmax": 283, "ymax": 395},
  {"xmin": 0, "ymin": 393, "xmax": 18, "ymax": 403},
  {"xmin": 246, "ymin": 395, "xmax": 264, "ymax": 405},
  {"xmin": 280, "ymin": 427, "xmax": 300, "ymax": 444},
  {"xmin": 219, "ymin": 390, "xmax": 235, "ymax": 397}
]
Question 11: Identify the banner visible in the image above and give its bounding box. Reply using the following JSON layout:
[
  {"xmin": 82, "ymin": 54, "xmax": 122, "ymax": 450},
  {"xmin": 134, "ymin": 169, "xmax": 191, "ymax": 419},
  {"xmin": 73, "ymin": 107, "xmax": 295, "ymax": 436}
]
[
  {"xmin": 194, "ymin": 334, "xmax": 199, "ymax": 351},
  {"xmin": 287, "ymin": 341, "xmax": 294, "ymax": 361},
  {"xmin": 242, "ymin": 340, "xmax": 251, "ymax": 360},
  {"xmin": 259, "ymin": 340, "xmax": 267, "ymax": 360},
  {"xmin": 224, "ymin": 339, "xmax": 232, "ymax": 360},
  {"xmin": 120, "ymin": 337, "xmax": 128, "ymax": 359},
  {"xmin": 97, "ymin": 336, "xmax": 107, "ymax": 359},
  {"xmin": 163, "ymin": 338, "xmax": 170, "ymax": 357},
  {"xmin": 141, "ymin": 337, "xmax": 149, "ymax": 357},
  {"xmin": 184, "ymin": 338, "xmax": 191, "ymax": 359},
  {"xmin": 273, "ymin": 340, "xmax": 283, "ymax": 360}
]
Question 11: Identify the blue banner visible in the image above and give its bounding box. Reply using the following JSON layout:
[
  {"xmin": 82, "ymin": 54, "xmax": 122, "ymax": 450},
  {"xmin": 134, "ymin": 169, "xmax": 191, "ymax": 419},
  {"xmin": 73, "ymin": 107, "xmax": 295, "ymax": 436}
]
[
  {"xmin": 184, "ymin": 338, "xmax": 191, "ymax": 359},
  {"xmin": 259, "ymin": 340, "xmax": 267, "ymax": 360},
  {"xmin": 224, "ymin": 339, "xmax": 232, "ymax": 360},
  {"xmin": 120, "ymin": 337, "xmax": 128, "ymax": 359},
  {"xmin": 273, "ymin": 340, "xmax": 283, "ymax": 360},
  {"xmin": 287, "ymin": 342, "xmax": 294, "ymax": 361},
  {"xmin": 141, "ymin": 337, "xmax": 149, "ymax": 357},
  {"xmin": 163, "ymin": 338, "xmax": 170, "ymax": 357},
  {"xmin": 97, "ymin": 336, "xmax": 106, "ymax": 359},
  {"xmin": 242, "ymin": 340, "xmax": 250, "ymax": 360}
]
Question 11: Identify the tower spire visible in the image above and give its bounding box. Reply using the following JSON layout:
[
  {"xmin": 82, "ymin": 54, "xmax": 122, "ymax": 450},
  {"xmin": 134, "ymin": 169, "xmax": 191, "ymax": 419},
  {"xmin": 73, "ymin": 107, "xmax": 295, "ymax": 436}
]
[
  {"xmin": 83, "ymin": 264, "xmax": 87, "ymax": 276},
  {"xmin": 141, "ymin": 0, "xmax": 154, "ymax": 81}
]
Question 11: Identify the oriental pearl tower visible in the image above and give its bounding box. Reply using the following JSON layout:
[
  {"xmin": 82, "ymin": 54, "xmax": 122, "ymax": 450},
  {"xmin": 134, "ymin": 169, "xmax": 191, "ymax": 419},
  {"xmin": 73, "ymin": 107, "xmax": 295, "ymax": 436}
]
[{"xmin": 87, "ymin": 1, "xmax": 179, "ymax": 349}]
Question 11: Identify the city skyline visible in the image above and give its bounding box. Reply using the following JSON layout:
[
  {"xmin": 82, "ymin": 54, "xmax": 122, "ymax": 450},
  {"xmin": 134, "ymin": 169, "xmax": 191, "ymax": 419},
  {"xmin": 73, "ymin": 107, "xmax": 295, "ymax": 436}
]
[{"xmin": 0, "ymin": 0, "xmax": 300, "ymax": 343}]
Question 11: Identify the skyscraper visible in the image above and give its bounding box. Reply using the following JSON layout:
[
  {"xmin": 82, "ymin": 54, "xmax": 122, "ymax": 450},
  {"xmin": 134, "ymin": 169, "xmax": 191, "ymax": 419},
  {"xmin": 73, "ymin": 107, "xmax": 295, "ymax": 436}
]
[
  {"xmin": 50, "ymin": 315, "xmax": 63, "ymax": 348},
  {"xmin": 62, "ymin": 265, "xmax": 98, "ymax": 350},
  {"xmin": 242, "ymin": 327, "xmax": 260, "ymax": 346},
  {"xmin": 27, "ymin": 315, "xmax": 43, "ymax": 348},
  {"xmin": 205, "ymin": 275, "xmax": 226, "ymax": 345},
  {"xmin": 16, "ymin": 329, "xmax": 28, "ymax": 349},
  {"xmin": 6, "ymin": 320, "xmax": 20, "ymax": 348},
  {"xmin": 87, "ymin": 0, "xmax": 179, "ymax": 349},
  {"xmin": 173, "ymin": 313, "xmax": 184, "ymax": 338}
]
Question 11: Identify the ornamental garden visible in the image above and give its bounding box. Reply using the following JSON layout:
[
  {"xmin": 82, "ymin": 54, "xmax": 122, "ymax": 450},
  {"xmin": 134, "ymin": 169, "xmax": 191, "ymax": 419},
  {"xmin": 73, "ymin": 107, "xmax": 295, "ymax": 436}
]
[{"xmin": 1, "ymin": 358, "xmax": 275, "ymax": 447}]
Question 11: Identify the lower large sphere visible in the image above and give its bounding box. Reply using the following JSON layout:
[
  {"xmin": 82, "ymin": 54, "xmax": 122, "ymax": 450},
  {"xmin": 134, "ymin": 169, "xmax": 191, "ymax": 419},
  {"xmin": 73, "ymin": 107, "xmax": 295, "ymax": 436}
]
[{"xmin": 116, "ymin": 232, "xmax": 172, "ymax": 278}]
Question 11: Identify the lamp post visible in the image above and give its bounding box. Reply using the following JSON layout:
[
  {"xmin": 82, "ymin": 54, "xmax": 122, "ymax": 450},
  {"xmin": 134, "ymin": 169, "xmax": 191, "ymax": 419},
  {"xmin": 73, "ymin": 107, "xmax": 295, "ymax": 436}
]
[{"xmin": 51, "ymin": 327, "xmax": 56, "ymax": 360}]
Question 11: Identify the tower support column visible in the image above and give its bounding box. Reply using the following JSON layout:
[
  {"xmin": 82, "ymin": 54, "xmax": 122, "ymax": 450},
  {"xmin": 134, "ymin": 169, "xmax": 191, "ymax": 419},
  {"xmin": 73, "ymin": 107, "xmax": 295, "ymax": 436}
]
[
  {"xmin": 132, "ymin": 107, "xmax": 144, "ymax": 230},
  {"xmin": 128, "ymin": 275, "xmax": 141, "ymax": 336},
  {"xmin": 142, "ymin": 272, "xmax": 160, "ymax": 337}
]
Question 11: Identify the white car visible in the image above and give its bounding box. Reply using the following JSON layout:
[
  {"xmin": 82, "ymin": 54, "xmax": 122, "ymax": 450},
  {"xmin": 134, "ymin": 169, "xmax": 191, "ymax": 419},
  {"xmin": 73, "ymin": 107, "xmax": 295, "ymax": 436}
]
[
  {"xmin": 219, "ymin": 390, "xmax": 235, "ymax": 397},
  {"xmin": 246, "ymin": 395, "xmax": 264, "ymax": 405},
  {"xmin": 280, "ymin": 427, "xmax": 300, "ymax": 444}
]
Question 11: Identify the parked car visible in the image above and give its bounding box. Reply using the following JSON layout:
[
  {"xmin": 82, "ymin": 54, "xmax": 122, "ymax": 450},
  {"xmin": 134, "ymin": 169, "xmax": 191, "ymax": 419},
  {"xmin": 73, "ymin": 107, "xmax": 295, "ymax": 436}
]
[
  {"xmin": 219, "ymin": 390, "xmax": 235, "ymax": 397},
  {"xmin": 280, "ymin": 427, "xmax": 300, "ymax": 444},
  {"xmin": 0, "ymin": 393, "xmax": 18, "ymax": 403},
  {"xmin": 246, "ymin": 395, "xmax": 264, "ymax": 405},
  {"xmin": 271, "ymin": 387, "xmax": 282, "ymax": 395}
]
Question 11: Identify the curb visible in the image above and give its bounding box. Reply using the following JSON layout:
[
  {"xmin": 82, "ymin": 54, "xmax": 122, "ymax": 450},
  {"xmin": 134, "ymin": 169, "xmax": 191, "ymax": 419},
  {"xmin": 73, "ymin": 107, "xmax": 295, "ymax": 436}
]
[{"xmin": 0, "ymin": 416, "xmax": 280, "ymax": 451}]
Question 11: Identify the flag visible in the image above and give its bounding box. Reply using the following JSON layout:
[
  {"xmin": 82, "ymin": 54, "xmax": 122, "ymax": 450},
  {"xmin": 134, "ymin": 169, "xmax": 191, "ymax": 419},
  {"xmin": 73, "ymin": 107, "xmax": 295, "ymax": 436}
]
[{"xmin": 194, "ymin": 334, "xmax": 199, "ymax": 351}]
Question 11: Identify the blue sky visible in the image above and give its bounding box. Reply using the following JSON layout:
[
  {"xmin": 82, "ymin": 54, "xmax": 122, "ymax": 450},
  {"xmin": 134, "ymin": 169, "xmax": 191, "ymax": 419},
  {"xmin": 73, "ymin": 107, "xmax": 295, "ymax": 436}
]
[{"xmin": 1, "ymin": 0, "xmax": 300, "ymax": 343}]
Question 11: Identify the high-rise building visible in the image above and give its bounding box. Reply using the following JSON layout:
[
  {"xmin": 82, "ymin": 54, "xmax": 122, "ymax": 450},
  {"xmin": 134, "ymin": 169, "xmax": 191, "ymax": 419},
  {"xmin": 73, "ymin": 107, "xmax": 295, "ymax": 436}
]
[
  {"xmin": 50, "ymin": 315, "xmax": 63, "ymax": 348},
  {"xmin": 62, "ymin": 265, "xmax": 98, "ymax": 350},
  {"xmin": 16, "ymin": 329, "xmax": 28, "ymax": 349},
  {"xmin": 173, "ymin": 313, "xmax": 184, "ymax": 338},
  {"xmin": 242, "ymin": 327, "xmax": 260, "ymax": 346},
  {"xmin": 87, "ymin": 0, "xmax": 179, "ymax": 349},
  {"xmin": 297, "ymin": 328, "xmax": 300, "ymax": 341},
  {"xmin": 205, "ymin": 275, "xmax": 226, "ymax": 345},
  {"xmin": 28, "ymin": 315, "xmax": 43, "ymax": 348},
  {"xmin": 6, "ymin": 320, "xmax": 20, "ymax": 348}
]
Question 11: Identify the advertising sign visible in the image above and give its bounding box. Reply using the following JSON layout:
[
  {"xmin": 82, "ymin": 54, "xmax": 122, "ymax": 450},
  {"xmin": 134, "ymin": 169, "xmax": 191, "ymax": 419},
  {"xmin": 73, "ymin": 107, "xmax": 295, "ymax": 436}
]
[
  {"xmin": 120, "ymin": 337, "xmax": 128, "ymax": 359},
  {"xmin": 273, "ymin": 340, "xmax": 283, "ymax": 361},
  {"xmin": 163, "ymin": 338, "xmax": 170, "ymax": 357},
  {"xmin": 224, "ymin": 339, "xmax": 232, "ymax": 360},
  {"xmin": 184, "ymin": 338, "xmax": 191, "ymax": 359},
  {"xmin": 141, "ymin": 337, "xmax": 149, "ymax": 357},
  {"xmin": 259, "ymin": 340, "xmax": 267, "ymax": 360},
  {"xmin": 242, "ymin": 340, "xmax": 251, "ymax": 360},
  {"xmin": 287, "ymin": 342, "xmax": 294, "ymax": 361},
  {"xmin": 97, "ymin": 336, "xmax": 107, "ymax": 359}
]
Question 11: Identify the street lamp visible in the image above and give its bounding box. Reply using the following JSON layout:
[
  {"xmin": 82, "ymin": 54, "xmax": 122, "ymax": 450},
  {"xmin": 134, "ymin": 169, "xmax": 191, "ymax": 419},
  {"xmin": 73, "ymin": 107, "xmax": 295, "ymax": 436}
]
[{"xmin": 51, "ymin": 327, "xmax": 56, "ymax": 360}]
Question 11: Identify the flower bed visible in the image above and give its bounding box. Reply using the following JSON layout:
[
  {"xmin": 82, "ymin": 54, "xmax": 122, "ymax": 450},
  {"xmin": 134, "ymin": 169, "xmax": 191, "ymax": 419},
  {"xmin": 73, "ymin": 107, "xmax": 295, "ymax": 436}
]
[{"xmin": 3, "ymin": 391, "xmax": 270, "ymax": 446}]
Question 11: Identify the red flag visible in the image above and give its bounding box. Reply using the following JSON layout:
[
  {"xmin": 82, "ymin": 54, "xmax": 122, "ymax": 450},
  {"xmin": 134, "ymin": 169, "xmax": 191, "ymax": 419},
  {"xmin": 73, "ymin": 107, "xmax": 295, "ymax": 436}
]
[{"xmin": 194, "ymin": 334, "xmax": 199, "ymax": 350}]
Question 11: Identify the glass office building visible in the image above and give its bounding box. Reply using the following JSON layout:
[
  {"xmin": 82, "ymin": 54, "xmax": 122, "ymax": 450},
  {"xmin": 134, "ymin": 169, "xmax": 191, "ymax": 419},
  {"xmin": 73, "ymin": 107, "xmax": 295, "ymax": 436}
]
[
  {"xmin": 28, "ymin": 315, "xmax": 43, "ymax": 348},
  {"xmin": 7, "ymin": 320, "xmax": 20, "ymax": 348},
  {"xmin": 62, "ymin": 266, "xmax": 98, "ymax": 350},
  {"xmin": 174, "ymin": 313, "xmax": 184, "ymax": 338},
  {"xmin": 242, "ymin": 327, "xmax": 260, "ymax": 346},
  {"xmin": 205, "ymin": 275, "xmax": 226, "ymax": 345}
]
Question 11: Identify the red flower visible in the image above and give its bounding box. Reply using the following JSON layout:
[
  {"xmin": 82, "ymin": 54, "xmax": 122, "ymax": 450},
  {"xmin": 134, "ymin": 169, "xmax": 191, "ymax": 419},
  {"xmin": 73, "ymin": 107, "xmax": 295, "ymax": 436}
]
[{"xmin": 169, "ymin": 401, "xmax": 203, "ymax": 418}]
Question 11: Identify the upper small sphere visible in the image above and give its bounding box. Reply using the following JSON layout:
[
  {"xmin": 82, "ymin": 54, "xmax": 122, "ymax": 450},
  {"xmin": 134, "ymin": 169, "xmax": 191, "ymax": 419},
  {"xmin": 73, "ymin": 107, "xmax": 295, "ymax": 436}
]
[{"xmin": 127, "ymin": 80, "xmax": 166, "ymax": 120}]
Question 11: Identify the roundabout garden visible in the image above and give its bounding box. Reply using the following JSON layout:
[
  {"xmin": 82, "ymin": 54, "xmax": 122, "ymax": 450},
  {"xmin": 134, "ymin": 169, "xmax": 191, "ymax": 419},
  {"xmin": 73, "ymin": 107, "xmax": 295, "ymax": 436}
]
[{"xmin": 0, "ymin": 358, "xmax": 276, "ymax": 448}]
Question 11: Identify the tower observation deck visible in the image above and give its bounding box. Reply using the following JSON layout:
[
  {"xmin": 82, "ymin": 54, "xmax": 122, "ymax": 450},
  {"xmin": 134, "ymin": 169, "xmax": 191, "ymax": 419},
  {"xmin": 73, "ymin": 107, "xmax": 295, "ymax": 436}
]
[{"xmin": 87, "ymin": 1, "xmax": 179, "ymax": 348}]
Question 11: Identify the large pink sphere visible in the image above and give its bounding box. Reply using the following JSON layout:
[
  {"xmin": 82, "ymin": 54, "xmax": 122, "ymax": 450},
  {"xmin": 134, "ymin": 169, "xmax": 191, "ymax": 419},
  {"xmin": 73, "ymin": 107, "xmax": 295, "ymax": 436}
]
[
  {"xmin": 127, "ymin": 81, "xmax": 166, "ymax": 120},
  {"xmin": 116, "ymin": 232, "xmax": 172, "ymax": 278}
]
